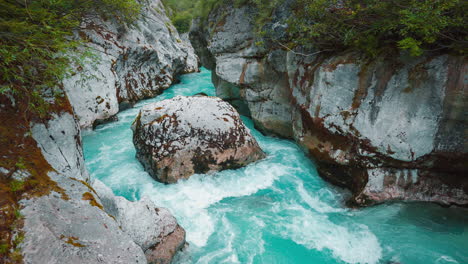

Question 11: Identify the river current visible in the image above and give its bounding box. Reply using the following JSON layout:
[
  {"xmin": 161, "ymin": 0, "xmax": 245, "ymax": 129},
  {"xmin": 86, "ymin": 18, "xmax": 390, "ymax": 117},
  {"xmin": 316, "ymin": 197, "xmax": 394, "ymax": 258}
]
[{"xmin": 83, "ymin": 68, "xmax": 468, "ymax": 264}]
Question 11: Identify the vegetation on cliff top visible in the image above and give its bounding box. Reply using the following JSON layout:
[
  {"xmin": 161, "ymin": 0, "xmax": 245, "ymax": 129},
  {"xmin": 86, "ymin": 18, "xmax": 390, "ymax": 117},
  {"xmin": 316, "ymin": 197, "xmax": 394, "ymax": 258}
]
[
  {"xmin": 0, "ymin": 0, "xmax": 141, "ymax": 115},
  {"xmin": 162, "ymin": 0, "xmax": 262, "ymax": 33},
  {"xmin": 184, "ymin": 0, "xmax": 467, "ymax": 57},
  {"xmin": 287, "ymin": 0, "xmax": 467, "ymax": 57},
  {"xmin": 162, "ymin": 0, "xmax": 197, "ymax": 33}
]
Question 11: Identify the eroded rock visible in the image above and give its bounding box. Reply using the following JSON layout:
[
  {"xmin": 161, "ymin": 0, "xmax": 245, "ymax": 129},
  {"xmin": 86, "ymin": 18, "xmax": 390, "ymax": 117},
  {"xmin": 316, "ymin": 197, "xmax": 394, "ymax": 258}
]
[
  {"xmin": 64, "ymin": 0, "xmax": 199, "ymax": 128},
  {"xmin": 93, "ymin": 180, "xmax": 186, "ymax": 263},
  {"xmin": 20, "ymin": 112, "xmax": 147, "ymax": 264},
  {"xmin": 190, "ymin": 2, "xmax": 468, "ymax": 206},
  {"xmin": 132, "ymin": 96, "xmax": 265, "ymax": 183}
]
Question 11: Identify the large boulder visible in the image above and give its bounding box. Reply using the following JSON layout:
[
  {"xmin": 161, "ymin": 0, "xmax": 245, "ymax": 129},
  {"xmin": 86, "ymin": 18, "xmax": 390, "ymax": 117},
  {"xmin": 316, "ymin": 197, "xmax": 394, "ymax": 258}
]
[
  {"xmin": 132, "ymin": 96, "xmax": 265, "ymax": 183},
  {"xmin": 18, "ymin": 111, "xmax": 147, "ymax": 264}
]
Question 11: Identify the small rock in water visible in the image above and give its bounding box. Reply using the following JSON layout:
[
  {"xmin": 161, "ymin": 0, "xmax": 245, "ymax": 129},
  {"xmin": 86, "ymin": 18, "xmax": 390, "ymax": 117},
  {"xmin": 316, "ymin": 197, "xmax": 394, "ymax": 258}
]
[{"xmin": 132, "ymin": 96, "xmax": 265, "ymax": 183}]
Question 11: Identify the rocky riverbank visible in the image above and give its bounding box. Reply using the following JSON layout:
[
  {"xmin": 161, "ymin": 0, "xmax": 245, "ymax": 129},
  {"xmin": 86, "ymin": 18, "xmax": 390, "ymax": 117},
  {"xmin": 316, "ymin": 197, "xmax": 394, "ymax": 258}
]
[
  {"xmin": 64, "ymin": 0, "xmax": 199, "ymax": 129},
  {"xmin": 0, "ymin": 0, "xmax": 197, "ymax": 262},
  {"xmin": 189, "ymin": 1, "xmax": 468, "ymax": 207}
]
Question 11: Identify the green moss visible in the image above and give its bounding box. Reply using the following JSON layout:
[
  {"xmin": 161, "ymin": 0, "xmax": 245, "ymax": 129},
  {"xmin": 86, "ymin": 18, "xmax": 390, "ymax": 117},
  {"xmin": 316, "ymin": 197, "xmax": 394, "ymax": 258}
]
[
  {"xmin": 15, "ymin": 158, "xmax": 26, "ymax": 170},
  {"xmin": 12, "ymin": 232, "xmax": 24, "ymax": 248},
  {"xmin": 13, "ymin": 209, "xmax": 23, "ymax": 220},
  {"xmin": 10, "ymin": 180, "xmax": 24, "ymax": 192},
  {"xmin": 0, "ymin": 243, "xmax": 8, "ymax": 254}
]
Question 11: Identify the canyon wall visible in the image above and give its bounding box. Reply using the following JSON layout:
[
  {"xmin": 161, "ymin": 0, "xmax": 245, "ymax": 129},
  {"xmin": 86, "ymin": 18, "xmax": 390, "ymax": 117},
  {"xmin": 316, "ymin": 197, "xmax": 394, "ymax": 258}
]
[
  {"xmin": 64, "ymin": 0, "xmax": 199, "ymax": 128},
  {"xmin": 1, "ymin": 0, "xmax": 193, "ymax": 262},
  {"xmin": 189, "ymin": 1, "xmax": 468, "ymax": 206}
]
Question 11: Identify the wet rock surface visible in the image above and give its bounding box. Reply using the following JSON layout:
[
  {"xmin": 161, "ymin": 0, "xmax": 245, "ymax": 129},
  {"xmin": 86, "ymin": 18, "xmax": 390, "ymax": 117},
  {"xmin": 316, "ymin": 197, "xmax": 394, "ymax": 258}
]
[
  {"xmin": 190, "ymin": 2, "xmax": 468, "ymax": 206},
  {"xmin": 18, "ymin": 111, "xmax": 186, "ymax": 264},
  {"xmin": 132, "ymin": 96, "xmax": 266, "ymax": 183}
]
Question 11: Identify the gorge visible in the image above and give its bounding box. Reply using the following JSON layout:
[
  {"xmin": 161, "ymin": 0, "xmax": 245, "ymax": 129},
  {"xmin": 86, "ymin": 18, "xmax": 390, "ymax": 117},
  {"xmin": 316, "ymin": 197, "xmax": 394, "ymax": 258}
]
[
  {"xmin": 0, "ymin": 0, "xmax": 467, "ymax": 264},
  {"xmin": 83, "ymin": 67, "xmax": 468, "ymax": 264}
]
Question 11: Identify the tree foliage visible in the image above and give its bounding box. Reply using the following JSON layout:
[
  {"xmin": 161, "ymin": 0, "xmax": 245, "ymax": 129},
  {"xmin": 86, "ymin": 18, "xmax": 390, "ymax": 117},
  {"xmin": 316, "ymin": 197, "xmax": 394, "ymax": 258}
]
[
  {"xmin": 162, "ymin": 0, "xmax": 198, "ymax": 33},
  {"xmin": 0, "ymin": 0, "xmax": 141, "ymax": 115},
  {"xmin": 192, "ymin": 0, "xmax": 467, "ymax": 57},
  {"xmin": 286, "ymin": 0, "xmax": 467, "ymax": 56}
]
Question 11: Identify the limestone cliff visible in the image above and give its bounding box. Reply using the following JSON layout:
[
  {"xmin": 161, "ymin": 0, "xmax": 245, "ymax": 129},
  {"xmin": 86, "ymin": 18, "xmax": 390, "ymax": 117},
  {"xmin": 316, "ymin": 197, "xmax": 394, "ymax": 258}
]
[
  {"xmin": 0, "ymin": 105, "xmax": 185, "ymax": 263},
  {"xmin": 0, "ymin": 0, "xmax": 193, "ymax": 262},
  {"xmin": 189, "ymin": 1, "xmax": 468, "ymax": 206},
  {"xmin": 64, "ymin": 0, "xmax": 199, "ymax": 128}
]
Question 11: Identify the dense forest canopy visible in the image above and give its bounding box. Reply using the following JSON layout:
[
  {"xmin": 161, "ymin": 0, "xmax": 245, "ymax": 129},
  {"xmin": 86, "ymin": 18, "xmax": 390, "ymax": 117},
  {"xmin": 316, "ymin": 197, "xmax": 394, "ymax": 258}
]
[{"xmin": 288, "ymin": 0, "xmax": 467, "ymax": 56}]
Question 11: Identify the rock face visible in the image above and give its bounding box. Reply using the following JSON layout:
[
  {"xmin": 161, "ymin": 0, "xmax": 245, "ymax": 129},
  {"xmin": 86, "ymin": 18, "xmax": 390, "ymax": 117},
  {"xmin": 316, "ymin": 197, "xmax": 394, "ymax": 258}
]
[
  {"xmin": 20, "ymin": 112, "xmax": 147, "ymax": 263},
  {"xmin": 11, "ymin": 110, "xmax": 186, "ymax": 264},
  {"xmin": 1, "ymin": 1, "xmax": 194, "ymax": 262},
  {"xmin": 190, "ymin": 1, "xmax": 468, "ymax": 206},
  {"xmin": 132, "ymin": 96, "xmax": 265, "ymax": 183},
  {"xmin": 64, "ymin": 0, "xmax": 199, "ymax": 128},
  {"xmin": 93, "ymin": 180, "xmax": 186, "ymax": 264}
]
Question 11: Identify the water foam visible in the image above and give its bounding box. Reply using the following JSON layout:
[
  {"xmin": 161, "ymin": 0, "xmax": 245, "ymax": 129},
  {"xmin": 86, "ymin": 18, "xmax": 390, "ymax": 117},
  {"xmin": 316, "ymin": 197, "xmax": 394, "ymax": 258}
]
[
  {"xmin": 141, "ymin": 159, "xmax": 287, "ymax": 247},
  {"xmin": 195, "ymin": 216, "xmax": 239, "ymax": 264},
  {"xmin": 295, "ymin": 180, "xmax": 345, "ymax": 214},
  {"xmin": 277, "ymin": 203, "xmax": 382, "ymax": 264}
]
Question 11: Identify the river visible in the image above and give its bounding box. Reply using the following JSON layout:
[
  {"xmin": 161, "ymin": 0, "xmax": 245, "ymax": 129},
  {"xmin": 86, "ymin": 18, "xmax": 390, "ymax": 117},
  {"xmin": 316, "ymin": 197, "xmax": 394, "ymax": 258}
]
[{"xmin": 82, "ymin": 68, "xmax": 468, "ymax": 264}]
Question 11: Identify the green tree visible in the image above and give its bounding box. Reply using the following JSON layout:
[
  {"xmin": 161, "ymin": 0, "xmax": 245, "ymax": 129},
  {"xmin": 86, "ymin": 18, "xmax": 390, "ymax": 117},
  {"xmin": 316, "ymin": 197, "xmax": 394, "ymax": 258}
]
[{"xmin": 162, "ymin": 0, "xmax": 198, "ymax": 33}]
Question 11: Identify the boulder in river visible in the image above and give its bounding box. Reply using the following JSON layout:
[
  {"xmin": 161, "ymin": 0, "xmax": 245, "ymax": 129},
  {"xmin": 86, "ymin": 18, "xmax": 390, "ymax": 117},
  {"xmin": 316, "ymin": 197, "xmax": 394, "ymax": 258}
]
[{"xmin": 132, "ymin": 96, "xmax": 266, "ymax": 183}]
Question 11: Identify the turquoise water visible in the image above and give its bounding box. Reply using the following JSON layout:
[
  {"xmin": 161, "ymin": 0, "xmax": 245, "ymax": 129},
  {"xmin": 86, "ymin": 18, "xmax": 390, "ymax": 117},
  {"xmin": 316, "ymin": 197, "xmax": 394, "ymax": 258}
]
[{"xmin": 83, "ymin": 68, "xmax": 468, "ymax": 264}]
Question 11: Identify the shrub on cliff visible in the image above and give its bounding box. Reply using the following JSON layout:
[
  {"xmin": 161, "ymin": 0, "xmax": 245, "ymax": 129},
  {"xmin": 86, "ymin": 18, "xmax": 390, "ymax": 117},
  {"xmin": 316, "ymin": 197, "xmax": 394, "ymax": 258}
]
[
  {"xmin": 197, "ymin": 0, "xmax": 466, "ymax": 57},
  {"xmin": 0, "ymin": 0, "xmax": 140, "ymax": 115},
  {"xmin": 287, "ymin": 0, "xmax": 467, "ymax": 57}
]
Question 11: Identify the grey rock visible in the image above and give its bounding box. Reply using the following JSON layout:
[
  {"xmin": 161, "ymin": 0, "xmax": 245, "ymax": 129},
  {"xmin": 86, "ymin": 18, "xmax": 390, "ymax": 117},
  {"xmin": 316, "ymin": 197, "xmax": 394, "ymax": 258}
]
[
  {"xmin": 93, "ymin": 180, "xmax": 186, "ymax": 263},
  {"xmin": 21, "ymin": 112, "xmax": 147, "ymax": 264},
  {"xmin": 64, "ymin": 0, "xmax": 199, "ymax": 128},
  {"xmin": 132, "ymin": 96, "xmax": 266, "ymax": 183},
  {"xmin": 0, "ymin": 167, "xmax": 10, "ymax": 177},
  {"xmin": 190, "ymin": 2, "xmax": 468, "ymax": 206},
  {"xmin": 31, "ymin": 113, "xmax": 89, "ymax": 181},
  {"xmin": 11, "ymin": 170, "xmax": 31, "ymax": 181}
]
